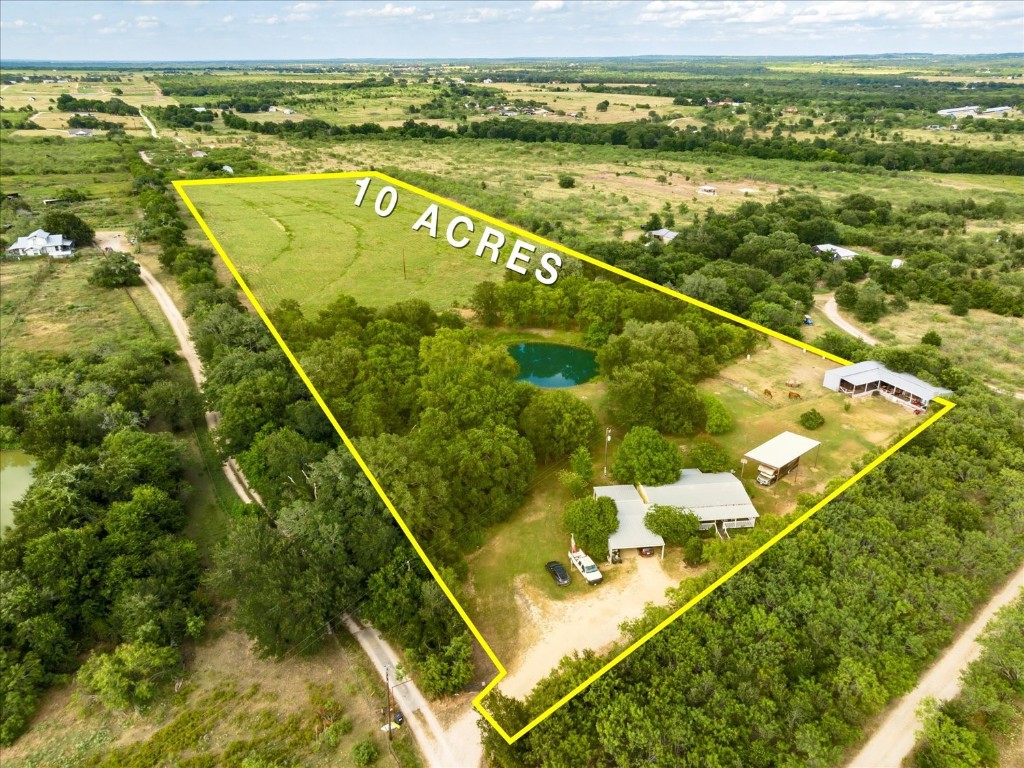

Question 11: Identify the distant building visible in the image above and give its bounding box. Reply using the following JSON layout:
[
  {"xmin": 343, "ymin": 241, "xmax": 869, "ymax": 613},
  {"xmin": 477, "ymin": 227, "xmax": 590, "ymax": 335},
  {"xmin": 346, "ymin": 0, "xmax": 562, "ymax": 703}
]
[
  {"xmin": 5, "ymin": 229, "xmax": 74, "ymax": 259},
  {"xmin": 982, "ymin": 106, "xmax": 1012, "ymax": 115},
  {"xmin": 482, "ymin": 78, "xmax": 493, "ymax": 84},
  {"xmin": 647, "ymin": 228, "xmax": 678, "ymax": 244},
  {"xmin": 192, "ymin": 106, "xmax": 207, "ymax": 113},
  {"xmin": 68, "ymin": 128, "xmax": 92, "ymax": 137},
  {"xmin": 221, "ymin": 165, "xmax": 234, "ymax": 174},
  {"xmin": 814, "ymin": 243, "xmax": 859, "ymax": 260},
  {"xmin": 937, "ymin": 105, "xmax": 980, "ymax": 116},
  {"xmin": 891, "ymin": 258, "xmax": 904, "ymax": 269},
  {"xmin": 822, "ymin": 360, "xmax": 951, "ymax": 410},
  {"xmin": 191, "ymin": 150, "xmax": 207, "ymax": 158},
  {"xmin": 697, "ymin": 185, "xmax": 717, "ymax": 195}
]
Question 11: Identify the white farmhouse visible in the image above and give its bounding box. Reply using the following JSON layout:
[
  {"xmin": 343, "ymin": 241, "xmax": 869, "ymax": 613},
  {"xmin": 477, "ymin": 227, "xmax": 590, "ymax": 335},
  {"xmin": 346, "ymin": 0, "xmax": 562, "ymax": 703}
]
[{"xmin": 5, "ymin": 229, "xmax": 74, "ymax": 259}]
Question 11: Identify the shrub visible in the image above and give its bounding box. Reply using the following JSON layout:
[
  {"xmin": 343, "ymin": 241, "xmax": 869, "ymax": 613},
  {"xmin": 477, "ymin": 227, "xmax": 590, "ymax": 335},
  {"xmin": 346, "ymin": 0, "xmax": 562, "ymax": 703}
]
[
  {"xmin": 351, "ymin": 738, "xmax": 380, "ymax": 766},
  {"xmin": 683, "ymin": 537, "xmax": 704, "ymax": 566},
  {"xmin": 921, "ymin": 330, "xmax": 943, "ymax": 347},
  {"xmin": 557, "ymin": 174, "xmax": 576, "ymax": 189},
  {"xmin": 799, "ymin": 409, "xmax": 826, "ymax": 430},
  {"xmin": 77, "ymin": 641, "xmax": 180, "ymax": 712}
]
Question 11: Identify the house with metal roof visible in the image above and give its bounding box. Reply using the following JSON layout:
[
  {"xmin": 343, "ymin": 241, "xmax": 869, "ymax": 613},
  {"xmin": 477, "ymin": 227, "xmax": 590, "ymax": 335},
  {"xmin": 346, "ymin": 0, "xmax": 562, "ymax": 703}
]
[
  {"xmin": 647, "ymin": 228, "xmax": 678, "ymax": 244},
  {"xmin": 822, "ymin": 360, "xmax": 951, "ymax": 410},
  {"xmin": 5, "ymin": 229, "xmax": 74, "ymax": 259},
  {"xmin": 596, "ymin": 469, "xmax": 760, "ymax": 558}
]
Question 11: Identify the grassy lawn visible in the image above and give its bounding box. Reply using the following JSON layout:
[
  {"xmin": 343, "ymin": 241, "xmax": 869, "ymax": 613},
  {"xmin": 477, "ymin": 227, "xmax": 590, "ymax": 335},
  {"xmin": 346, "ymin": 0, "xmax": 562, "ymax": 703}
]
[
  {"xmin": 0, "ymin": 254, "xmax": 171, "ymax": 353},
  {"xmin": 697, "ymin": 338, "xmax": 920, "ymax": 516},
  {"xmin": 1, "ymin": 620, "xmax": 420, "ymax": 768},
  {"xmin": 183, "ymin": 176, "xmax": 536, "ymax": 313}
]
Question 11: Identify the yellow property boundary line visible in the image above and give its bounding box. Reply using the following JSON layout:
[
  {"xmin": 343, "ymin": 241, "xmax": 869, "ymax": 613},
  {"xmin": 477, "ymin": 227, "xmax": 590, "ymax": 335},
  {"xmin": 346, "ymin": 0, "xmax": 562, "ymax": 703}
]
[{"xmin": 173, "ymin": 170, "xmax": 955, "ymax": 745}]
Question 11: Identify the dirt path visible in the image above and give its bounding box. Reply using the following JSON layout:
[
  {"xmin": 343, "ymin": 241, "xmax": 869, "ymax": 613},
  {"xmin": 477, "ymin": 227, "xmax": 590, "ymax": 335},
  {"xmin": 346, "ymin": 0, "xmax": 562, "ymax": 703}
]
[
  {"xmin": 138, "ymin": 150, "xmax": 154, "ymax": 165},
  {"xmin": 139, "ymin": 108, "xmax": 158, "ymax": 139},
  {"xmin": 848, "ymin": 563, "xmax": 1024, "ymax": 767},
  {"xmin": 817, "ymin": 293, "xmax": 881, "ymax": 346},
  {"xmin": 497, "ymin": 555, "xmax": 679, "ymax": 699},
  {"xmin": 343, "ymin": 616, "xmax": 482, "ymax": 768}
]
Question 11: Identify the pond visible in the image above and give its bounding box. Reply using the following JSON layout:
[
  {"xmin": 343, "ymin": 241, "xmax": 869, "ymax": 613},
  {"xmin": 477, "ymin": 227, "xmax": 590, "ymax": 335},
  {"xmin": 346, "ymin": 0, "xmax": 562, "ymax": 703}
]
[
  {"xmin": 508, "ymin": 342, "xmax": 598, "ymax": 388},
  {"xmin": 1, "ymin": 450, "xmax": 36, "ymax": 537}
]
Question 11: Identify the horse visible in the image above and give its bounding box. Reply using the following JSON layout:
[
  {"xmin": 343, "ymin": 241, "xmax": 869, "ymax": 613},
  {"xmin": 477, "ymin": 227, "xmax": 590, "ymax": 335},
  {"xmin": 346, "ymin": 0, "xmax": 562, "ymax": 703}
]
[
  {"xmin": 788, "ymin": 391, "xmax": 802, "ymax": 400},
  {"xmin": 763, "ymin": 389, "xmax": 773, "ymax": 399}
]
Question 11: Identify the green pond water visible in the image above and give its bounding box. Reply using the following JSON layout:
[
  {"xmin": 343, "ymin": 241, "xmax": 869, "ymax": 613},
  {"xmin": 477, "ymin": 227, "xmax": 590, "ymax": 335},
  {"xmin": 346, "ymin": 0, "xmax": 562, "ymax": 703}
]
[
  {"xmin": 508, "ymin": 343, "xmax": 597, "ymax": 388},
  {"xmin": 1, "ymin": 450, "xmax": 36, "ymax": 537}
]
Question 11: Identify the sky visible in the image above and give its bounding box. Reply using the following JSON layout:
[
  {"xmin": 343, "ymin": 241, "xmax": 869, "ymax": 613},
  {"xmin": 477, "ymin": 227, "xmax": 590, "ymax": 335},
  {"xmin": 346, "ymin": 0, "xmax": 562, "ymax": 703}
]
[{"xmin": 1, "ymin": 0, "xmax": 1022, "ymax": 62}]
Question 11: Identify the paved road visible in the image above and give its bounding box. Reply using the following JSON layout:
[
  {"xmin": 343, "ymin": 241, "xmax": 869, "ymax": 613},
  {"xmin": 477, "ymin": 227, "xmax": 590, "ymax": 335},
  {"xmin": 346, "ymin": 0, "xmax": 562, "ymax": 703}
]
[
  {"xmin": 125, "ymin": 233, "xmax": 480, "ymax": 765},
  {"xmin": 849, "ymin": 563, "xmax": 1024, "ymax": 767}
]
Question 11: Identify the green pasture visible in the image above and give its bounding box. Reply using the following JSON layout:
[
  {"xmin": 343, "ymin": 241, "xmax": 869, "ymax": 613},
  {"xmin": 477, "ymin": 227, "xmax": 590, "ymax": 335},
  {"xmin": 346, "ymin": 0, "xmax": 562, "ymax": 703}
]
[{"xmin": 183, "ymin": 176, "xmax": 564, "ymax": 312}]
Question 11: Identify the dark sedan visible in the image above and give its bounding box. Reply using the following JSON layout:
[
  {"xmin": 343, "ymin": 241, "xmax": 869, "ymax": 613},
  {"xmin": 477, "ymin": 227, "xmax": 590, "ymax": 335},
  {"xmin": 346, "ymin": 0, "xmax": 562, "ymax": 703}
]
[{"xmin": 545, "ymin": 560, "xmax": 570, "ymax": 586}]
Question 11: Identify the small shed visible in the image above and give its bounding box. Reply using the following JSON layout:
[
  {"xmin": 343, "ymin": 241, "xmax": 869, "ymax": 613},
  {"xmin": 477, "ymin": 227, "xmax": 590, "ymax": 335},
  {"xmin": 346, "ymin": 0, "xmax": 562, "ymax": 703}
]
[
  {"xmin": 743, "ymin": 431, "xmax": 821, "ymax": 484},
  {"xmin": 648, "ymin": 228, "xmax": 678, "ymax": 244}
]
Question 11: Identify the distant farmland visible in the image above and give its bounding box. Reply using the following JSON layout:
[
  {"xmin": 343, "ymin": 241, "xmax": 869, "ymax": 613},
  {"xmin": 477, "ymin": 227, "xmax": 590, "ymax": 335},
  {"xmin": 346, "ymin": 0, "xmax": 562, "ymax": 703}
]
[{"xmin": 183, "ymin": 177, "xmax": 521, "ymax": 312}]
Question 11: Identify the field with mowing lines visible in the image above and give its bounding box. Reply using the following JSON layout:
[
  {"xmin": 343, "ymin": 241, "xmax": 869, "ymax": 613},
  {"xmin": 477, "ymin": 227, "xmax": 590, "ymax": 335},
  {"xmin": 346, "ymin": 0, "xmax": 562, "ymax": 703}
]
[{"xmin": 183, "ymin": 177, "xmax": 542, "ymax": 312}]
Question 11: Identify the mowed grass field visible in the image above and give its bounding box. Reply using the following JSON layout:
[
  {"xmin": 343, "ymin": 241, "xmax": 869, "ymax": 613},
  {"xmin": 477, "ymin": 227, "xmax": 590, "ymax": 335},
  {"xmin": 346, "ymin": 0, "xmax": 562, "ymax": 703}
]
[{"xmin": 183, "ymin": 177, "xmax": 556, "ymax": 312}]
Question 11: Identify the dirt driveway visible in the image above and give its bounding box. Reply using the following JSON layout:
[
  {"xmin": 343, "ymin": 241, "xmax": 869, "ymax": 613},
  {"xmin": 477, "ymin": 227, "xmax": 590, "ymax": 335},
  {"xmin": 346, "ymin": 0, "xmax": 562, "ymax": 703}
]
[{"xmin": 497, "ymin": 553, "xmax": 680, "ymax": 699}]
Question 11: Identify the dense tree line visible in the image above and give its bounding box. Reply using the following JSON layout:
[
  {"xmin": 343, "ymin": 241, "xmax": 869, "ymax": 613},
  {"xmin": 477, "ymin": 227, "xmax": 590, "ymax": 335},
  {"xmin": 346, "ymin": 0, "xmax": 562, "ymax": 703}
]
[
  {"xmin": 0, "ymin": 342, "xmax": 204, "ymax": 744},
  {"xmin": 148, "ymin": 104, "xmax": 215, "ymax": 129},
  {"xmin": 126, "ymin": 158, "xmax": 480, "ymax": 697},
  {"xmin": 154, "ymin": 74, "xmax": 399, "ymax": 112},
  {"xmin": 219, "ymin": 111, "xmax": 1024, "ymax": 175},
  {"xmin": 482, "ymin": 375, "xmax": 1024, "ymax": 766},
  {"xmin": 55, "ymin": 94, "xmax": 139, "ymax": 116}
]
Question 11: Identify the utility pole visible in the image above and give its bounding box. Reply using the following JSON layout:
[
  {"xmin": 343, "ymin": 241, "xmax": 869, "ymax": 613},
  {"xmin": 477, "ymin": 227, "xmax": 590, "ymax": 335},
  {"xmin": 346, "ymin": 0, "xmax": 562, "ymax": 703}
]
[
  {"xmin": 384, "ymin": 666, "xmax": 393, "ymax": 741},
  {"xmin": 402, "ymin": 250, "xmax": 407, "ymax": 280},
  {"xmin": 603, "ymin": 427, "xmax": 612, "ymax": 477}
]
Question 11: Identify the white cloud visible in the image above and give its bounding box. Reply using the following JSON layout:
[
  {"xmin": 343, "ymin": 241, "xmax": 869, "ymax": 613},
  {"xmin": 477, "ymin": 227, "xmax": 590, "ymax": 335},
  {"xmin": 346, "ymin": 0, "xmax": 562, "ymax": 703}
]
[
  {"xmin": 91, "ymin": 14, "xmax": 104, "ymax": 21},
  {"xmin": 0, "ymin": 18, "xmax": 28, "ymax": 29},
  {"xmin": 249, "ymin": 15, "xmax": 280, "ymax": 25},
  {"xmin": 221, "ymin": 14, "xmax": 234, "ymax": 23},
  {"xmin": 290, "ymin": 2, "xmax": 321, "ymax": 11},
  {"xmin": 135, "ymin": 15, "xmax": 160, "ymax": 28},
  {"xmin": 345, "ymin": 3, "xmax": 417, "ymax": 17},
  {"xmin": 532, "ymin": 0, "xmax": 565, "ymax": 9}
]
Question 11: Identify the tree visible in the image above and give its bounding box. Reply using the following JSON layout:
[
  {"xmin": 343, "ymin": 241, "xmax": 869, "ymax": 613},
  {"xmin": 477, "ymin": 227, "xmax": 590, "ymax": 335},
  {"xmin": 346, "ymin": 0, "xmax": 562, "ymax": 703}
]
[
  {"xmin": 702, "ymin": 394, "xmax": 733, "ymax": 434},
  {"xmin": 39, "ymin": 210, "xmax": 94, "ymax": 246},
  {"xmin": 799, "ymin": 408, "xmax": 826, "ymax": 430},
  {"xmin": 411, "ymin": 632, "xmax": 474, "ymax": 697},
  {"xmin": 76, "ymin": 641, "xmax": 179, "ymax": 712},
  {"xmin": 854, "ymin": 282, "xmax": 888, "ymax": 323},
  {"xmin": 643, "ymin": 505, "xmax": 699, "ymax": 546},
  {"xmin": 470, "ymin": 281, "xmax": 500, "ymax": 326},
  {"xmin": 611, "ymin": 426, "xmax": 684, "ymax": 485},
  {"xmin": 835, "ymin": 281, "xmax": 859, "ymax": 310},
  {"xmin": 921, "ymin": 330, "xmax": 943, "ymax": 347},
  {"xmin": 563, "ymin": 496, "xmax": 618, "ymax": 561},
  {"xmin": 89, "ymin": 252, "xmax": 142, "ymax": 288},
  {"xmin": 351, "ymin": 739, "xmax": 379, "ymax": 766},
  {"xmin": 688, "ymin": 436, "xmax": 732, "ymax": 472},
  {"xmin": 570, "ymin": 446, "xmax": 594, "ymax": 485},
  {"xmin": 683, "ymin": 537, "xmax": 704, "ymax": 566},
  {"xmin": 595, "ymin": 100, "xmax": 610, "ymax": 112},
  {"xmin": 519, "ymin": 390, "xmax": 598, "ymax": 462}
]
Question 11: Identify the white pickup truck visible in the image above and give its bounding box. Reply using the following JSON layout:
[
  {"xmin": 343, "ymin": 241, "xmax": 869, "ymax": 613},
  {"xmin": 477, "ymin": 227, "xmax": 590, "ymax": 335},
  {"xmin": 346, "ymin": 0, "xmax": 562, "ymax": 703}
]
[{"xmin": 568, "ymin": 549, "xmax": 603, "ymax": 585}]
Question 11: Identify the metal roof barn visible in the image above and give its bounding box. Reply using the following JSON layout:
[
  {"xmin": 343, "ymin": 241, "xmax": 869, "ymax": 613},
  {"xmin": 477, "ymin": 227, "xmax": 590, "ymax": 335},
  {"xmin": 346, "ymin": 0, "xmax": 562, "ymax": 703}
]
[{"xmin": 743, "ymin": 431, "xmax": 821, "ymax": 471}]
